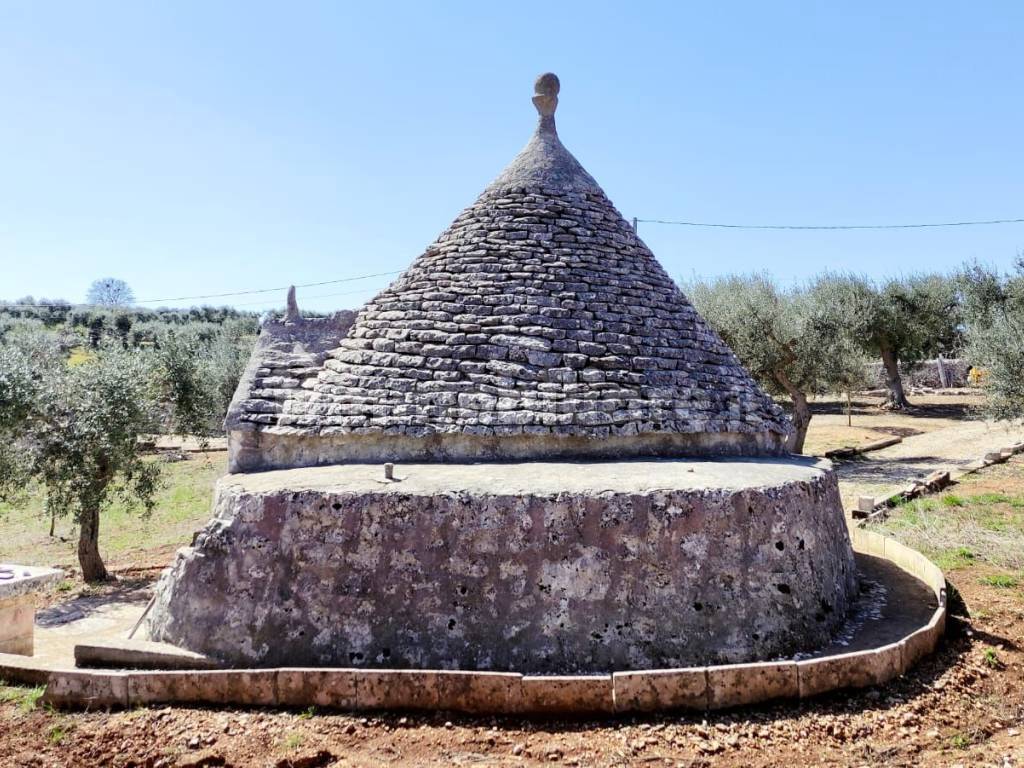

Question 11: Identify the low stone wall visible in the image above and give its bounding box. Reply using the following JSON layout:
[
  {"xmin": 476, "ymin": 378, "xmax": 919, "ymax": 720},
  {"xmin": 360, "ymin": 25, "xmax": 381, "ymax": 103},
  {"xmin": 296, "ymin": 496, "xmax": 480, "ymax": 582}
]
[
  {"xmin": 11, "ymin": 531, "xmax": 946, "ymax": 714},
  {"xmin": 866, "ymin": 358, "xmax": 971, "ymax": 389},
  {"xmin": 144, "ymin": 459, "xmax": 857, "ymax": 673}
]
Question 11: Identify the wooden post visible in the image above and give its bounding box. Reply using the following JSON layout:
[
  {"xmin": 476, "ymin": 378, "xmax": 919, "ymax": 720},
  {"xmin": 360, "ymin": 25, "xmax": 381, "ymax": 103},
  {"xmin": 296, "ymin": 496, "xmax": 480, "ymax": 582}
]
[{"xmin": 846, "ymin": 390, "xmax": 852, "ymax": 427}]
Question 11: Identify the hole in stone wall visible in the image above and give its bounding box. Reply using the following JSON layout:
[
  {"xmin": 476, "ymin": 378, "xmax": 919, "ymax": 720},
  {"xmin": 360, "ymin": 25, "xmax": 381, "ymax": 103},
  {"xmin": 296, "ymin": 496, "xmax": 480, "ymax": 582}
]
[
  {"xmin": 752, "ymin": 633, "xmax": 760, "ymax": 641},
  {"xmin": 348, "ymin": 652, "xmax": 364, "ymax": 662},
  {"xmin": 458, "ymin": 585, "xmax": 468, "ymax": 595},
  {"xmin": 776, "ymin": 583, "xmax": 791, "ymax": 594},
  {"xmin": 798, "ymin": 538, "xmax": 805, "ymax": 550},
  {"xmin": 775, "ymin": 541, "xmax": 785, "ymax": 551},
  {"xmin": 382, "ymin": 648, "xmax": 391, "ymax": 658},
  {"xmin": 447, "ymin": 618, "xmax": 457, "ymax": 630},
  {"xmin": 332, "ymin": 502, "xmax": 342, "ymax": 510},
  {"xmin": 693, "ymin": 602, "xmax": 703, "ymax": 611}
]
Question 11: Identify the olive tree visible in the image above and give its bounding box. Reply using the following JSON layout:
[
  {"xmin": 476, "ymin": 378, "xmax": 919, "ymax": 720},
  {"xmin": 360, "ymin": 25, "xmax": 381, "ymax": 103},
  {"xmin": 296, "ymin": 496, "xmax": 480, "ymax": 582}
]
[
  {"xmin": 0, "ymin": 339, "xmax": 161, "ymax": 581},
  {"xmin": 686, "ymin": 274, "xmax": 866, "ymax": 453},
  {"xmin": 959, "ymin": 259, "xmax": 1024, "ymax": 421},
  {"xmin": 808, "ymin": 273, "xmax": 960, "ymax": 409}
]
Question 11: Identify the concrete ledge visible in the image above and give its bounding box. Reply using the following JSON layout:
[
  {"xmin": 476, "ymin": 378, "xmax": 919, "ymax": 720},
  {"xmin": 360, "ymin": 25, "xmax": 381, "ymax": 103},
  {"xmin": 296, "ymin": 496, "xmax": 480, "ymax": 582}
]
[
  {"xmin": 612, "ymin": 667, "xmax": 707, "ymax": 713},
  {"xmin": 42, "ymin": 670, "xmax": 129, "ymax": 710},
  {"xmin": 75, "ymin": 639, "xmax": 222, "ymax": 671},
  {"xmin": 708, "ymin": 661, "xmax": 798, "ymax": 710},
  {"xmin": 519, "ymin": 675, "xmax": 613, "ymax": 715},
  {"xmin": 128, "ymin": 670, "xmax": 277, "ymax": 706},
  {"xmin": 12, "ymin": 531, "xmax": 945, "ymax": 715},
  {"xmin": 277, "ymin": 668, "xmax": 358, "ymax": 709}
]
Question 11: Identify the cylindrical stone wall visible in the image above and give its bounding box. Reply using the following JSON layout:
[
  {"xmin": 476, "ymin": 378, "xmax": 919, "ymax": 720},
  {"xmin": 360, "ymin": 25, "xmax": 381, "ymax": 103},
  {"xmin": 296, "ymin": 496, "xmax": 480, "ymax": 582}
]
[{"xmin": 146, "ymin": 459, "xmax": 857, "ymax": 673}]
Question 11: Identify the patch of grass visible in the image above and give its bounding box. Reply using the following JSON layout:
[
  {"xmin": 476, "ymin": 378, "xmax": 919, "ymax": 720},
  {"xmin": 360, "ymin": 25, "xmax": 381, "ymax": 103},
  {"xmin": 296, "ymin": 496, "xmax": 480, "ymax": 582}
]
[
  {"xmin": 981, "ymin": 647, "xmax": 1004, "ymax": 669},
  {"xmin": 979, "ymin": 573, "xmax": 1019, "ymax": 589},
  {"xmin": 949, "ymin": 732, "xmax": 974, "ymax": 750},
  {"xmin": 297, "ymin": 705, "xmax": 317, "ymax": 720},
  {"xmin": 47, "ymin": 723, "xmax": 70, "ymax": 744},
  {"xmin": 0, "ymin": 682, "xmax": 45, "ymax": 713},
  {"xmin": 281, "ymin": 732, "xmax": 305, "ymax": 751},
  {"xmin": 872, "ymin": 473, "xmax": 1024, "ymax": 573},
  {"xmin": 55, "ymin": 580, "xmax": 74, "ymax": 593}
]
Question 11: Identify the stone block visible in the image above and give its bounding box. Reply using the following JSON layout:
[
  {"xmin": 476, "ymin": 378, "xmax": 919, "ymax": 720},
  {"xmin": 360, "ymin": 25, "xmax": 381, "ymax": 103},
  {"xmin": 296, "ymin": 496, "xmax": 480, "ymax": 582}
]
[
  {"xmin": 612, "ymin": 667, "xmax": 706, "ymax": 712},
  {"xmin": 0, "ymin": 596, "xmax": 36, "ymax": 657},
  {"xmin": 797, "ymin": 642, "xmax": 903, "ymax": 699},
  {"xmin": 277, "ymin": 668, "xmax": 359, "ymax": 709},
  {"xmin": 128, "ymin": 670, "xmax": 277, "ymax": 706},
  {"xmin": 43, "ymin": 670, "xmax": 129, "ymax": 710},
  {"xmin": 902, "ymin": 621, "xmax": 940, "ymax": 670},
  {"xmin": 434, "ymin": 670, "xmax": 522, "ymax": 714},
  {"xmin": 356, "ymin": 670, "xmax": 439, "ymax": 711},
  {"xmin": 74, "ymin": 639, "xmax": 221, "ymax": 671},
  {"xmin": 707, "ymin": 662, "xmax": 797, "ymax": 710},
  {"xmin": 518, "ymin": 675, "xmax": 613, "ymax": 715}
]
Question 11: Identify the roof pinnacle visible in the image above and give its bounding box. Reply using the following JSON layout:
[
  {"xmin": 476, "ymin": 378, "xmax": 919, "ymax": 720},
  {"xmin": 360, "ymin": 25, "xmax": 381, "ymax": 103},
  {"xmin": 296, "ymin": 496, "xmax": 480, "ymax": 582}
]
[{"xmin": 532, "ymin": 72, "xmax": 560, "ymax": 129}]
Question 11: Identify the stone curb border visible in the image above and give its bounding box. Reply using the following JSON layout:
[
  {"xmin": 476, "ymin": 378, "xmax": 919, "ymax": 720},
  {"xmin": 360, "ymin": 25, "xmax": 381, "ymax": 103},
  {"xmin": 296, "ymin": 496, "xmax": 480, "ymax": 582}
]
[{"xmin": 0, "ymin": 531, "xmax": 945, "ymax": 715}]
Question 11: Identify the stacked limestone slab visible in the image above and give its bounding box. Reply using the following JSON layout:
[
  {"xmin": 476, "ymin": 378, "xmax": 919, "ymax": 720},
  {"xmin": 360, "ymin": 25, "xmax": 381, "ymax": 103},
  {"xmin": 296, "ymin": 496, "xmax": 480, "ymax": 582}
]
[{"xmin": 147, "ymin": 74, "xmax": 857, "ymax": 674}]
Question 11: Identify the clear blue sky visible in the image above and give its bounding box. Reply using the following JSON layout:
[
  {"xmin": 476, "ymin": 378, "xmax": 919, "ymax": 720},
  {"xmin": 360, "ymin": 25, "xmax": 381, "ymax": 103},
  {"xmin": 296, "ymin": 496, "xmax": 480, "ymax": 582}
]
[{"xmin": 2, "ymin": 2, "xmax": 1022, "ymax": 312}]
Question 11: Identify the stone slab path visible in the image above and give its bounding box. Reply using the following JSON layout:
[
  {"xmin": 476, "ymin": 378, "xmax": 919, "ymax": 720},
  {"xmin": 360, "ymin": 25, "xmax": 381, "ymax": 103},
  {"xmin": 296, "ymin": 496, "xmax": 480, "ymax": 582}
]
[{"xmin": 834, "ymin": 419, "xmax": 1024, "ymax": 510}]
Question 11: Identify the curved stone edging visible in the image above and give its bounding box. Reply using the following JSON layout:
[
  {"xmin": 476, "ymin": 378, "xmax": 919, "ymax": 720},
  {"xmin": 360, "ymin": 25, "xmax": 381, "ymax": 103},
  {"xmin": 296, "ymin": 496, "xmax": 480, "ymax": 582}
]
[{"xmin": 0, "ymin": 530, "xmax": 945, "ymax": 714}]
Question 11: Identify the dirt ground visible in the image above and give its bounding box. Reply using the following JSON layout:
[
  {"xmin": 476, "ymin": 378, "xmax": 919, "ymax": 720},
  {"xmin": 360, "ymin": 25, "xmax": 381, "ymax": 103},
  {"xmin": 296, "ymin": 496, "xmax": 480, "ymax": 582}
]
[
  {"xmin": 801, "ymin": 390, "xmax": 986, "ymax": 457},
  {"xmin": 0, "ymin": 562, "xmax": 1021, "ymax": 768}
]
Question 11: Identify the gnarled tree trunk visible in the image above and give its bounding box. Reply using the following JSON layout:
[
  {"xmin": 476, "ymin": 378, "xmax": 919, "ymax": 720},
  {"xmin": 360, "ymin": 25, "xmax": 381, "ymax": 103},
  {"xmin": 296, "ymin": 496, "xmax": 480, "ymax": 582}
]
[
  {"xmin": 774, "ymin": 368, "xmax": 811, "ymax": 454},
  {"xmin": 879, "ymin": 343, "xmax": 911, "ymax": 410},
  {"xmin": 78, "ymin": 504, "xmax": 109, "ymax": 582}
]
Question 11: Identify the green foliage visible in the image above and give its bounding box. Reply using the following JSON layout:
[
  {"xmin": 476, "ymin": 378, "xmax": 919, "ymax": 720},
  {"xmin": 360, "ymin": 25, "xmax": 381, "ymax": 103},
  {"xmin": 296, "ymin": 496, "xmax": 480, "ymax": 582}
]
[
  {"xmin": 685, "ymin": 273, "xmax": 867, "ymax": 451},
  {"xmin": 959, "ymin": 259, "xmax": 1024, "ymax": 421},
  {"xmin": 981, "ymin": 647, "xmax": 1003, "ymax": 669},
  {"xmin": 979, "ymin": 573, "xmax": 1019, "ymax": 588},
  {"xmin": 0, "ymin": 340, "xmax": 162, "ymax": 579},
  {"xmin": 807, "ymin": 272, "xmax": 961, "ymax": 406},
  {"xmin": 153, "ymin": 317, "xmax": 256, "ymax": 436},
  {"xmin": 0, "ymin": 682, "xmax": 45, "ymax": 713}
]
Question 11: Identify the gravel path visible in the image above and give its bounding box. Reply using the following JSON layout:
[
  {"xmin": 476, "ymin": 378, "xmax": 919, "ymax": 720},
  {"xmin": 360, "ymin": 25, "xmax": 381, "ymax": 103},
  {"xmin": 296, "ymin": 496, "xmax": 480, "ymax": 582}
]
[{"xmin": 834, "ymin": 419, "xmax": 1024, "ymax": 508}]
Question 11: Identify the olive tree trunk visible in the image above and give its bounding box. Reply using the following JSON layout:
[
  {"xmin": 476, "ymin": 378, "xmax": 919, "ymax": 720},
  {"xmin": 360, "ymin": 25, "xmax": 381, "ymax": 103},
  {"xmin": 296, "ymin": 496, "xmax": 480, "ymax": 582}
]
[
  {"xmin": 774, "ymin": 369, "xmax": 811, "ymax": 454},
  {"xmin": 78, "ymin": 504, "xmax": 109, "ymax": 582},
  {"xmin": 879, "ymin": 343, "xmax": 911, "ymax": 410}
]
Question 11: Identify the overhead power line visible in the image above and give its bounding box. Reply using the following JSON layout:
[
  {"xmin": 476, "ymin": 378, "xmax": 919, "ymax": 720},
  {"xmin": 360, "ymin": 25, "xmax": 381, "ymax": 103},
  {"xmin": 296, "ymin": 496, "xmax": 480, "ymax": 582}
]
[
  {"xmin": 134, "ymin": 269, "xmax": 404, "ymax": 304},
  {"xmin": 1, "ymin": 269, "xmax": 405, "ymax": 310},
  {"xmin": 634, "ymin": 216, "xmax": 1024, "ymax": 231}
]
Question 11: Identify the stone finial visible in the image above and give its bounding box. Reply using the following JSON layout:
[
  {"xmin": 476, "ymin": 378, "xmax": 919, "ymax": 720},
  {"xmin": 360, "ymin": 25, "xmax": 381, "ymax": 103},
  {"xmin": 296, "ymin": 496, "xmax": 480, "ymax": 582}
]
[
  {"xmin": 532, "ymin": 72, "xmax": 560, "ymax": 120},
  {"xmin": 285, "ymin": 285, "xmax": 299, "ymax": 323}
]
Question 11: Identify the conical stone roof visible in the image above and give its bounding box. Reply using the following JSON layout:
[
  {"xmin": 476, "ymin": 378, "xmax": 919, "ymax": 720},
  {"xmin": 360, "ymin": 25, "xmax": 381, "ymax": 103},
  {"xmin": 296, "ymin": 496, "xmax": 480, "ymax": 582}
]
[{"xmin": 233, "ymin": 73, "xmax": 791, "ymax": 467}]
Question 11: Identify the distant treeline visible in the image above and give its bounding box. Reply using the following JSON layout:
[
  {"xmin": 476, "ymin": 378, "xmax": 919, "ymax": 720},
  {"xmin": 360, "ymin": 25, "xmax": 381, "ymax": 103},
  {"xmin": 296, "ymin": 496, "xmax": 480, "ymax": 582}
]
[{"xmin": 0, "ymin": 299, "xmax": 260, "ymax": 348}]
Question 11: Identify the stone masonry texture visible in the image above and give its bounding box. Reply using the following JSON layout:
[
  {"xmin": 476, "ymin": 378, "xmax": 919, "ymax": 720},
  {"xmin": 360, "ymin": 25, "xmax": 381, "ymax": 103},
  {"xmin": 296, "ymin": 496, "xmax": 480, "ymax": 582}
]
[
  {"xmin": 226, "ymin": 74, "xmax": 790, "ymax": 469},
  {"xmin": 146, "ymin": 459, "xmax": 857, "ymax": 672}
]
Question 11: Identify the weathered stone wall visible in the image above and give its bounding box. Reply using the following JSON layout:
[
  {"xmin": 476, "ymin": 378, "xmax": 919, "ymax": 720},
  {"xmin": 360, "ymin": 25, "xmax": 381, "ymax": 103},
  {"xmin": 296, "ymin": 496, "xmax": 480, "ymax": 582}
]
[
  {"xmin": 866, "ymin": 358, "xmax": 971, "ymax": 389},
  {"xmin": 147, "ymin": 459, "xmax": 857, "ymax": 673}
]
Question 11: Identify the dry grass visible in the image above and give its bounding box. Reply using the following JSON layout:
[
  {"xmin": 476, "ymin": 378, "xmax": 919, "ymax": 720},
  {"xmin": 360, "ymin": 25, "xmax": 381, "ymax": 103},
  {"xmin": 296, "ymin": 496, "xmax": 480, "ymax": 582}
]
[
  {"xmin": 871, "ymin": 457, "xmax": 1024, "ymax": 575},
  {"xmin": 802, "ymin": 391, "xmax": 986, "ymax": 456},
  {"xmin": 0, "ymin": 452, "xmax": 225, "ymax": 571}
]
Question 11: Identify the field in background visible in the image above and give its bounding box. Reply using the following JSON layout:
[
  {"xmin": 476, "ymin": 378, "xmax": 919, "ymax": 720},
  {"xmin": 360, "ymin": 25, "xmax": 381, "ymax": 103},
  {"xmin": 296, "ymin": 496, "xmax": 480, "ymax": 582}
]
[{"xmin": 0, "ymin": 452, "xmax": 225, "ymax": 574}]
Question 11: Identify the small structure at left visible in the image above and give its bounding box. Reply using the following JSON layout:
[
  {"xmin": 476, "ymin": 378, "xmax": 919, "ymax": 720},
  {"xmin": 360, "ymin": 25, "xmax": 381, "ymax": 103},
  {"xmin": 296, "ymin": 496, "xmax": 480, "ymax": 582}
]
[{"xmin": 0, "ymin": 564, "xmax": 63, "ymax": 656}]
